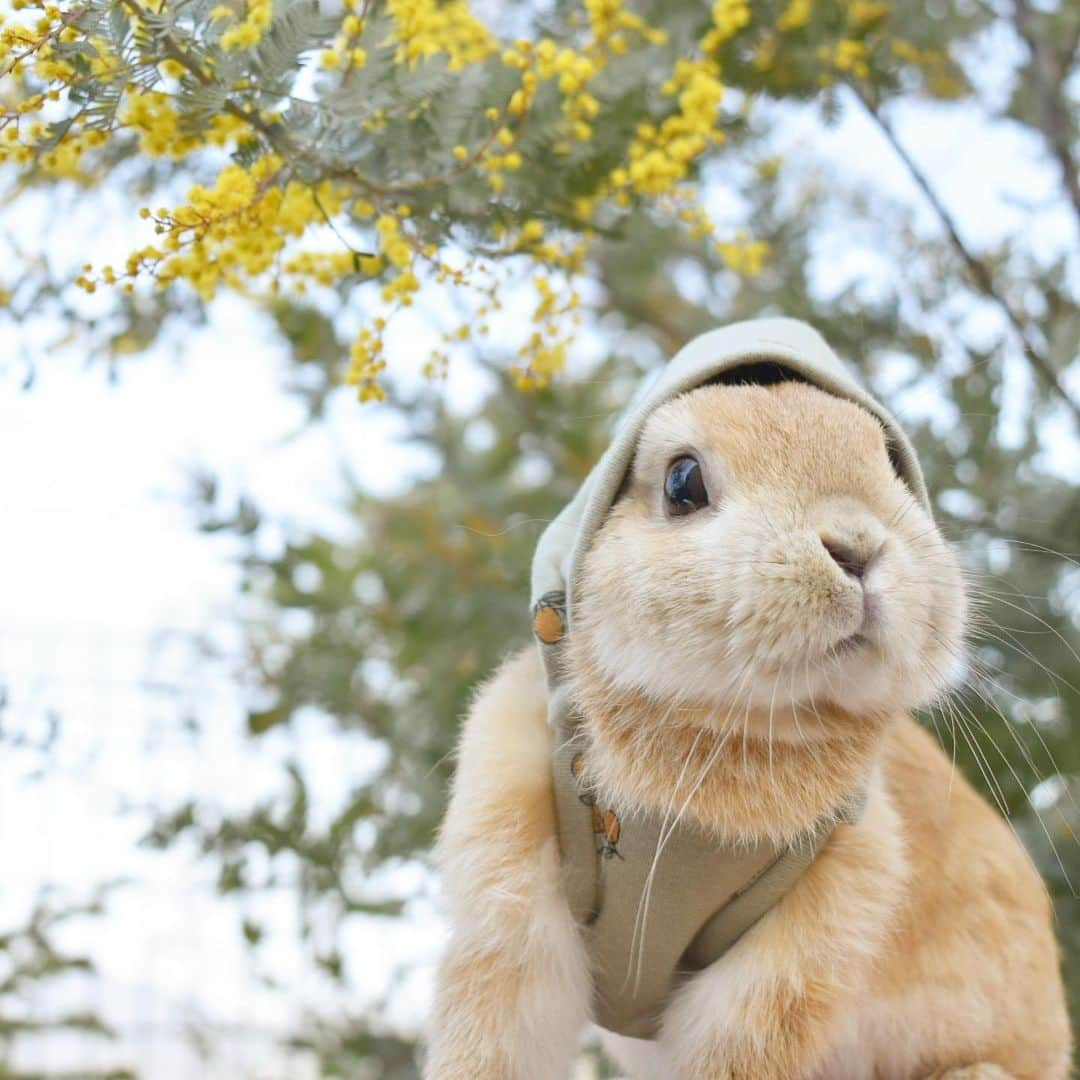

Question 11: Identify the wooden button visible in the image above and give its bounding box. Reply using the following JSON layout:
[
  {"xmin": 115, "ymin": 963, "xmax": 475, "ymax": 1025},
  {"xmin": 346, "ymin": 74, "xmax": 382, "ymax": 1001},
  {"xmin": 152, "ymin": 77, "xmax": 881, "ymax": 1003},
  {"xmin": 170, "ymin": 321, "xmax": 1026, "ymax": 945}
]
[{"xmin": 533, "ymin": 603, "xmax": 564, "ymax": 644}]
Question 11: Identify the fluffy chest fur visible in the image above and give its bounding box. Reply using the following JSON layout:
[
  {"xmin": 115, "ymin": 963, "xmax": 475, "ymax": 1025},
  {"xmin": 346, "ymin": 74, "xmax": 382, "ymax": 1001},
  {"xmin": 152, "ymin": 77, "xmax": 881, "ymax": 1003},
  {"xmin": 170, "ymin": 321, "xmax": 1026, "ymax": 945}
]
[{"xmin": 430, "ymin": 648, "xmax": 1069, "ymax": 1079}]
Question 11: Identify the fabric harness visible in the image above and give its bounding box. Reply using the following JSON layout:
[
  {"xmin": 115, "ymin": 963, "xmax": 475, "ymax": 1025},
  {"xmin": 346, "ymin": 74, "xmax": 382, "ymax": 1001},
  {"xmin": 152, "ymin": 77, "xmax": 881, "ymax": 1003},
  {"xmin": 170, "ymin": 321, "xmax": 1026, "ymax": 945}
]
[{"xmin": 529, "ymin": 319, "xmax": 931, "ymax": 1040}]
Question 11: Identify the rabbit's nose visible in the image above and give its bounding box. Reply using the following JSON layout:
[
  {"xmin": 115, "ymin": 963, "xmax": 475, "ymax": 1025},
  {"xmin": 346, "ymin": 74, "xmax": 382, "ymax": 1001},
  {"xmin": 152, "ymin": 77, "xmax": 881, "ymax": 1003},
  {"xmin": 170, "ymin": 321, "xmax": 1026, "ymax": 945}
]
[{"xmin": 820, "ymin": 536, "xmax": 880, "ymax": 581}]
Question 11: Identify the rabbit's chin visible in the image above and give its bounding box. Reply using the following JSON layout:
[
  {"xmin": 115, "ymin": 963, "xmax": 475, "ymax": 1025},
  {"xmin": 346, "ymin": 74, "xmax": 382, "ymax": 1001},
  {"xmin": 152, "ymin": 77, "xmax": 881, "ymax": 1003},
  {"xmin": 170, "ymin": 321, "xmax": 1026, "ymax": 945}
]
[{"xmin": 573, "ymin": 619, "xmax": 958, "ymax": 745}]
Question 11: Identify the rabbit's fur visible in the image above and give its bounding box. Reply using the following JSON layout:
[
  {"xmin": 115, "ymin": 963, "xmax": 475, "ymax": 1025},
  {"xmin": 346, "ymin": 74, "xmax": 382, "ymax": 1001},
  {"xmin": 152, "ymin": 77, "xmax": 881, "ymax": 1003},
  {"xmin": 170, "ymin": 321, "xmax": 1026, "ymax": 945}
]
[{"xmin": 426, "ymin": 382, "xmax": 1070, "ymax": 1079}]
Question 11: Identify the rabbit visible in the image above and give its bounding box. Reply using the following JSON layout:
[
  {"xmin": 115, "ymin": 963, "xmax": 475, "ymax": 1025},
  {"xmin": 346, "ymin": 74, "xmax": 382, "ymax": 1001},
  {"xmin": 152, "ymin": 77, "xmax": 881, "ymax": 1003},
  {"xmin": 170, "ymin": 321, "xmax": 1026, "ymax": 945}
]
[{"xmin": 424, "ymin": 377, "xmax": 1070, "ymax": 1079}]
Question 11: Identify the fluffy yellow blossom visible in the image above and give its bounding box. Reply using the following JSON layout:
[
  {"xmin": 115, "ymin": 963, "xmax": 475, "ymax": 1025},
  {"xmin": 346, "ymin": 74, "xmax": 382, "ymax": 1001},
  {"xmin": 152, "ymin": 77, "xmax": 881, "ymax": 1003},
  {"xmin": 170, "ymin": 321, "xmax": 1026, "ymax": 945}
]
[
  {"xmin": 346, "ymin": 327, "xmax": 387, "ymax": 401},
  {"xmin": 757, "ymin": 156, "xmax": 781, "ymax": 180},
  {"xmin": 890, "ymin": 39, "xmax": 920, "ymax": 62},
  {"xmin": 520, "ymin": 219, "xmax": 545, "ymax": 244},
  {"xmin": 602, "ymin": 0, "xmax": 751, "ymax": 205},
  {"xmin": 121, "ymin": 90, "xmax": 247, "ymax": 158},
  {"xmin": 386, "ymin": 0, "xmax": 495, "ymax": 71},
  {"xmin": 717, "ymin": 235, "xmax": 769, "ymax": 275},
  {"xmin": 830, "ymin": 38, "xmax": 870, "ymax": 77},
  {"xmin": 33, "ymin": 44, "xmax": 75, "ymax": 82},
  {"xmin": 36, "ymin": 127, "xmax": 108, "ymax": 180},
  {"xmin": 282, "ymin": 251, "xmax": 356, "ymax": 285},
  {"xmin": 105, "ymin": 158, "xmax": 350, "ymax": 303},
  {"xmin": 848, "ymin": 1, "xmax": 889, "ymax": 29},
  {"xmin": 122, "ymin": 90, "xmax": 195, "ymax": 158},
  {"xmin": 220, "ymin": 0, "xmax": 272, "ymax": 52},
  {"xmin": 381, "ymin": 270, "xmax": 420, "ymax": 304},
  {"xmin": 512, "ymin": 271, "xmax": 583, "ymax": 389},
  {"xmin": 585, "ymin": 0, "xmax": 667, "ymax": 52},
  {"xmin": 777, "ymin": 0, "xmax": 812, "ymax": 32},
  {"xmin": 614, "ymin": 58, "xmax": 725, "ymax": 197},
  {"xmin": 678, "ymin": 205, "xmax": 715, "ymax": 239},
  {"xmin": 514, "ymin": 336, "xmax": 566, "ymax": 389},
  {"xmin": 320, "ymin": 7, "xmax": 368, "ymax": 72},
  {"xmin": 702, "ymin": 0, "xmax": 750, "ymax": 52},
  {"xmin": 508, "ymin": 3, "xmax": 665, "ymax": 149},
  {"xmin": 376, "ymin": 215, "xmax": 414, "ymax": 269}
]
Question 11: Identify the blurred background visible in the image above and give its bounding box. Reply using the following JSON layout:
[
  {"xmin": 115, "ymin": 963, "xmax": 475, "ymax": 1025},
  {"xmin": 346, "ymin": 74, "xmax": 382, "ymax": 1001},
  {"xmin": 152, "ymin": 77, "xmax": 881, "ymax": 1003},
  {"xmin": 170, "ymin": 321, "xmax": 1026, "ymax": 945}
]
[{"xmin": 1, "ymin": 0, "xmax": 1078, "ymax": 1076}]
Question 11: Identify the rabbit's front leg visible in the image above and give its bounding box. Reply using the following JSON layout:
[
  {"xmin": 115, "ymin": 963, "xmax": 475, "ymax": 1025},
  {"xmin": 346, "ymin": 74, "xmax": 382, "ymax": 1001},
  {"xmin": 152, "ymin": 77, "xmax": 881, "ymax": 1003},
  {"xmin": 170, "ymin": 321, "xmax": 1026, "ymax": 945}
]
[
  {"xmin": 658, "ymin": 786, "xmax": 907, "ymax": 1080},
  {"xmin": 424, "ymin": 650, "xmax": 591, "ymax": 1080},
  {"xmin": 424, "ymin": 835, "xmax": 589, "ymax": 1079}
]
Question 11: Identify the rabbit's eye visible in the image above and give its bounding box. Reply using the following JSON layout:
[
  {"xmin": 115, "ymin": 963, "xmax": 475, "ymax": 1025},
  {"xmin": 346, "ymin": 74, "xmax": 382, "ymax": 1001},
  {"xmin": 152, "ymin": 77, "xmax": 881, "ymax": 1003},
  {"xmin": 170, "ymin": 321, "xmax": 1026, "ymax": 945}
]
[{"xmin": 664, "ymin": 456, "xmax": 708, "ymax": 516}]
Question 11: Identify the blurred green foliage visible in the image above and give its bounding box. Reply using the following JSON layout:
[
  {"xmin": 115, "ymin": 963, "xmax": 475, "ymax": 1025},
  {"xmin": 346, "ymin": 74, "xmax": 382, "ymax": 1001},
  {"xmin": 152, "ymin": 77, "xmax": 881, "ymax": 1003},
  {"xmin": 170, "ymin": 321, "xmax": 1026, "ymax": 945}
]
[{"xmin": 0, "ymin": 890, "xmax": 133, "ymax": 1080}]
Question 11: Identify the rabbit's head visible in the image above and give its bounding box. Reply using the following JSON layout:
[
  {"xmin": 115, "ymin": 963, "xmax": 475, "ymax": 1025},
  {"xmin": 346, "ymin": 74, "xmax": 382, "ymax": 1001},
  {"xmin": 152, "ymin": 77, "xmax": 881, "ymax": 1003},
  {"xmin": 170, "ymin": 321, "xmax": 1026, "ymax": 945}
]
[{"xmin": 570, "ymin": 380, "xmax": 965, "ymax": 743}]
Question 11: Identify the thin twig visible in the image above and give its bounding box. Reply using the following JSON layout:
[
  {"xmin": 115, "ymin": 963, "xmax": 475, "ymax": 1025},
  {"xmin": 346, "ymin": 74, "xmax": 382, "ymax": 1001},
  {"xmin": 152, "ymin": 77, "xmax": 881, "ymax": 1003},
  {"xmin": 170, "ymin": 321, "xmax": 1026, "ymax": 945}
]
[
  {"xmin": 854, "ymin": 88, "xmax": 1080, "ymax": 427},
  {"xmin": 0, "ymin": 2, "xmax": 91, "ymax": 80},
  {"xmin": 311, "ymin": 189, "xmax": 373, "ymax": 267}
]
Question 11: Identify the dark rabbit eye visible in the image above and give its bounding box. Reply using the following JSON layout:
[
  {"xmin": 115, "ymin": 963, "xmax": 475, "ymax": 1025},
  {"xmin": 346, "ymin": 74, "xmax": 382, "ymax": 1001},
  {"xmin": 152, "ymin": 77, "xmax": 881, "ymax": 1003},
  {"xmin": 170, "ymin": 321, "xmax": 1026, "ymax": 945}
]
[{"xmin": 664, "ymin": 456, "xmax": 708, "ymax": 515}]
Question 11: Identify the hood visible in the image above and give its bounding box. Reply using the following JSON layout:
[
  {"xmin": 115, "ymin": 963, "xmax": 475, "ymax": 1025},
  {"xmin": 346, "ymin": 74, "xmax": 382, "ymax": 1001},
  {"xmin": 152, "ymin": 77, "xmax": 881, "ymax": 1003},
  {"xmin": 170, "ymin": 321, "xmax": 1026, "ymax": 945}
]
[{"xmin": 530, "ymin": 317, "xmax": 929, "ymax": 630}]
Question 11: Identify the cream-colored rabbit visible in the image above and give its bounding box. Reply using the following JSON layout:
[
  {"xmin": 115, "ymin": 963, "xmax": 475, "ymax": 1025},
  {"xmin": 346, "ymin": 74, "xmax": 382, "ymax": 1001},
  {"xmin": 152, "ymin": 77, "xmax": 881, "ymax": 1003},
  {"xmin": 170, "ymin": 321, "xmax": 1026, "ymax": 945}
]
[{"xmin": 425, "ymin": 321, "xmax": 1070, "ymax": 1080}]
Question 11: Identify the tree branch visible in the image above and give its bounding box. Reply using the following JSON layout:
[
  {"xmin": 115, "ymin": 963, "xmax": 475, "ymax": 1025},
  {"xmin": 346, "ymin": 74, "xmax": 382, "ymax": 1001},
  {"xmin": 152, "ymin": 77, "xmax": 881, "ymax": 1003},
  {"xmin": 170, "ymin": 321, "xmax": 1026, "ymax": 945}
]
[
  {"xmin": 1011, "ymin": 0, "xmax": 1080, "ymax": 226},
  {"xmin": 854, "ymin": 89, "xmax": 1080, "ymax": 427},
  {"xmin": 120, "ymin": 0, "xmax": 290, "ymax": 154},
  {"xmin": 0, "ymin": 3, "xmax": 90, "ymax": 80}
]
